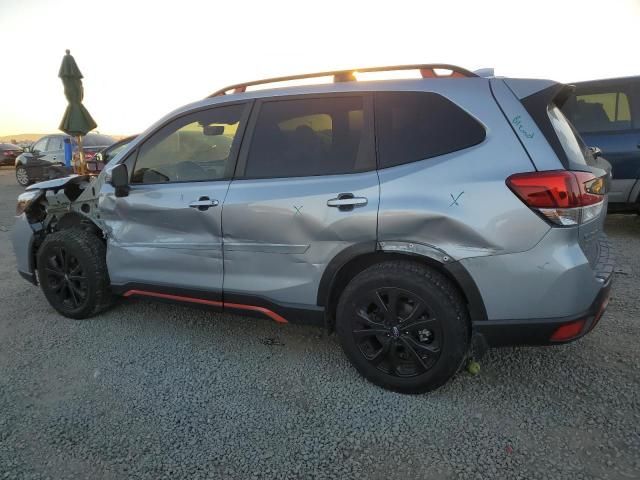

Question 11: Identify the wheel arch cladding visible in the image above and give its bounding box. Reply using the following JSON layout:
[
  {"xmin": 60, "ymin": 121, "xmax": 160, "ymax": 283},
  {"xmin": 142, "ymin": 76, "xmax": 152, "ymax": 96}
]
[{"xmin": 318, "ymin": 248, "xmax": 487, "ymax": 328}]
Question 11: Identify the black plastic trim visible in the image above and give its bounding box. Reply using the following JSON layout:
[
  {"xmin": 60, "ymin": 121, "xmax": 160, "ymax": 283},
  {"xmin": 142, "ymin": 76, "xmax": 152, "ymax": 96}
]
[
  {"xmin": 224, "ymin": 292, "xmax": 325, "ymax": 327},
  {"xmin": 316, "ymin": 241, "xmax": 378, "ymax": 307},
  {"xmin": 443, "ymin": 261, "xmax": 488, "ymax": 321},
  {"xmin": 18, "ymin": 270, "xmax": 37, "ymax": 285}
]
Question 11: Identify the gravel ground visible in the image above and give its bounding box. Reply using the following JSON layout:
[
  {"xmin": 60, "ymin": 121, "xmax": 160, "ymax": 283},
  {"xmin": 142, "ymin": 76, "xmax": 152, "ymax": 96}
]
[{"xmin": 0, "ymin": 167, "xmax": 638, "ymax": 479}]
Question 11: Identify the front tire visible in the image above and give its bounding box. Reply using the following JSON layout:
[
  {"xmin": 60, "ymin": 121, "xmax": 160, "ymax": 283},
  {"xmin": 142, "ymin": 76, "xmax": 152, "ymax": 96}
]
[
  {"xmin": 16, "ymin": 165, "xmax": 30, "ymax": 186},
  {"xmin": 37, "ymin": 229, "xmax": 113, "ymax": 319},
  {"xmin": 336, "ymin": 261, "xmax": 470, "ymax": 394}
]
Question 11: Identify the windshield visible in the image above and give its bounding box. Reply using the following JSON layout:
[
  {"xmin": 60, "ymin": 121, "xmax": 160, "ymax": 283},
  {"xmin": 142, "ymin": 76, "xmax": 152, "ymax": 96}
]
[{"xmin": 548, "ymin": 105, "xmax": 588, "ymax": 166}]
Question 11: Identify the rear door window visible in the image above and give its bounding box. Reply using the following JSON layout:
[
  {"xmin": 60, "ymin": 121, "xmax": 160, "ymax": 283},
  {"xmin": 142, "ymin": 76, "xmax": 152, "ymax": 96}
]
[
  {"xmin": 563, "ymin": 89, "xmax": 633, "ymax": 133},
  {"xmin": 243, "ymin": 96, "xmax": 374, "ymax": 178},
  {"xmin": 48, "ymin": 137, "xmax": 64, "ymax": 151},
  {"xmin": 375, "ymin": 92, "xmax": 486, "ymax": 169}
]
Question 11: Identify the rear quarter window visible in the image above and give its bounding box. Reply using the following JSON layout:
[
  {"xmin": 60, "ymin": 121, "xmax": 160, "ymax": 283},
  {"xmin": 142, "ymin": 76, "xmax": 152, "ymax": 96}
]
[{"xmin": 375, "ymin": 92, "xmax": 486, "ymax": 169}]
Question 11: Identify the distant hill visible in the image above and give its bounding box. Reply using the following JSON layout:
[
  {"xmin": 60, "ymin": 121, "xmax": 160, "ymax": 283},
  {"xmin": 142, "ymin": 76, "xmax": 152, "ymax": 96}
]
[
  {"xmin": 0, "ymin": 133, "xmax": 131, "ymax": 143},
  {"xmin": 0, "ymin": 133, "xmax": 45, "ymax": 143}
]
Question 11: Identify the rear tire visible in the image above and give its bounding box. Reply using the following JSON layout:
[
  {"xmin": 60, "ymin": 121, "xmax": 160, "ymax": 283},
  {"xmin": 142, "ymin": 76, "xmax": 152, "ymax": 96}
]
[
  {"xmin": 336, "ymin": 261, "xmax": 470, "ymax": 394},
  {"xmin": 16, "ymin": 166, "xmax": 30, "ymax": 186},
  {"xmin": 37, "ymin": 229, "xmax": 113, "ymax": 319}
]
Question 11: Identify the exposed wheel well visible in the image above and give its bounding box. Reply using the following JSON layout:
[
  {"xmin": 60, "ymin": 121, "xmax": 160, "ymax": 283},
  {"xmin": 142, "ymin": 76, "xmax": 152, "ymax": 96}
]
[{"xmin": 323, "ymin": 251, "xmax": 485, "ymax": 330}]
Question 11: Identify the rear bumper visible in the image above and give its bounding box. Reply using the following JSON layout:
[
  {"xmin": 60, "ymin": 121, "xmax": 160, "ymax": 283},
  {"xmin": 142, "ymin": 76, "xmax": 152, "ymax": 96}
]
[
  {"xmin": 473, "ymin": 275, "xmax": 611, "ymax": 346},
  {"xmin": 472, "ymin": 232, "xmax": 614, "ymax": 347}
]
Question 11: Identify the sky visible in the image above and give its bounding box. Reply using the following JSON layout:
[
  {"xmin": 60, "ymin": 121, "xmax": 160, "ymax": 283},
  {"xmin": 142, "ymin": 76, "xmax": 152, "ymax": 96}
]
[{"xmin": 0, "ymin": 0, "xmax": 639, "ymax": 137}]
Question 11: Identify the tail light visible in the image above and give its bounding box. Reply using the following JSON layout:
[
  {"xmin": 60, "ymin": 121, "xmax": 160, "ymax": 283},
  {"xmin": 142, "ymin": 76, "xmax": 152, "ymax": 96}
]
[
  {"xmin": 506, "ymin": 170, "xmax": 606, "ymax": 226},
  {"xmin": 83, "ymin": 150, "xmax": 97, "ymax": 161},
  {"xmin": 550, "ymin": 319, "xmax": 586, "ymax": 341}
]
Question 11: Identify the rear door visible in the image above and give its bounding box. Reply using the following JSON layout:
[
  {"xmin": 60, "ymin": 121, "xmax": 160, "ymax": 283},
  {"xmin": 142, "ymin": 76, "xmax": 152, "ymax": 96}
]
[
  {"xmin": 45, "ymin": 135, "xmax": 65, "ymax": 164},
  {"xmin": 563, "ymin": 82, "xmax": 640, "ymax": 203},
  {"xmin": 99, "ymin": 102, "xmax": 251, "ymax": 300},
  {"xmin": 222, "ymin": 94, "xmax": 379, "ymax": 316}
]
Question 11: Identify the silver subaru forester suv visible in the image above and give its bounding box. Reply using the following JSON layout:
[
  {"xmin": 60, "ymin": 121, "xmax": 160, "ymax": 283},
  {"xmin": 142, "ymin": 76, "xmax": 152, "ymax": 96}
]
[{"xmin": 11, "ymin": 64, "xmax": 613, "ymax": 393}]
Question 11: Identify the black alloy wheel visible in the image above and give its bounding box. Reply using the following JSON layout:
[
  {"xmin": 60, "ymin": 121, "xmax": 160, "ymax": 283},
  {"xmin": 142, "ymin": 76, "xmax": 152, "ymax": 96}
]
[
  {"xmin": 352, "ymin": 287, "xmax": 442, "ymax": 377},
  {"xmin": 336, "ymin": 261, "xmax": 469, "ymax": 394},
  {"xmin": 37, "ymin": 228, "xmax": 113, "ymax": 319},
  {"xmin": 42, "ymin": 246, "xmax": 89, "ymax": 311}
]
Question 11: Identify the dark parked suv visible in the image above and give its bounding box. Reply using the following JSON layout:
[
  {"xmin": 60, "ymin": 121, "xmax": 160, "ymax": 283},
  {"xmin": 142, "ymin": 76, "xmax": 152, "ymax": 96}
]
[
  {"xmin": 562, "ymin": 76, "xmax": 640, "ymax": 212},
  {"xmin": 15, "ymin": 133, "xmax": 114, "ymax": 186}
]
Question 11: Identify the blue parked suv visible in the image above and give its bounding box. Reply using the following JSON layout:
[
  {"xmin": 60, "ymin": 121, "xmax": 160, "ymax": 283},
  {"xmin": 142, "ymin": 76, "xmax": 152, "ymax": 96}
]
[{"xmin": 562, "ymin": 76, "xmax": 640, "ymax": 212}]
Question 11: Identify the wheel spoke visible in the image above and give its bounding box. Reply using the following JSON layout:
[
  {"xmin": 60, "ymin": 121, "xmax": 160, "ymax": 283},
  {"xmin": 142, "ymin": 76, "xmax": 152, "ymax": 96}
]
[
  {"xmin": 68, "ymin": 275, "xmax": 87, "ymax": 283},
  {"xmin": 400, "ymin": 337, "xmax": 432, "ymax": 371},
  {"xmin": 67, "ymin": 281, "xmax": 79, "ymax": 307},
  {"xmin": 400, "ymin": 317, "xmax": 438, "ymax": 332},
  {"xmin": 385, "ymin": 289, "xmax": 399, "ymax": 321},
  {"xmin": 69, "ymin": 264, "xmax": 82, "ymax": 275},
  {"xmin": 356, "ymin": 309, "xmax": 384, "ymax": 328},
  {"xmin": 53, "ymin": 281, "xmax": 66, "ymax": 294},
  {"xmin": 45, "ymin": 268, "xmax": 64, "ymax": 278},
  {"xmin": 68, "ymin": 282, "xmax": 86, "ymax": 301},
  {"xmin": 402, "ymin": 336, "xmax": 440, "ymax": 360},
  {"xmin": 369, "ymin": 339, "xmax": 391, "ymax": 366},
  {"xmin": 386, "ymin": 342, "xmax": 402, "ymax": 374},
  {"xmin": 398, "ymin": 300, "xmax": 428, "ymax": 325},
  {"xmin": 372, "ymin": 290, "xmax": 389, "ymax": 315},
  {"xmin": 353, "ymin": 328, "xmax": 388, "ymax": 338},
  {"xmin": 62, "ymin": 248, "xmax": 69, "ymax": 272}
]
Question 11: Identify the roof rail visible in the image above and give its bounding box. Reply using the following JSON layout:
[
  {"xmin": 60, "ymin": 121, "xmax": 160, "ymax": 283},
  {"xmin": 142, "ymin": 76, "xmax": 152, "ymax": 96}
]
[{"xmin": 208, "ymin": 64, "xmax": 477, "ymax": 98}]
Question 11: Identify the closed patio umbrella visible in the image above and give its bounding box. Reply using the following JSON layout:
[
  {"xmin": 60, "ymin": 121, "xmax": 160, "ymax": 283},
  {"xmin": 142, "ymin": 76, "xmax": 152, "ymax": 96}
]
[{"xmin": 58, "ymin": 49, "xmax": 97, "ymax": 174}]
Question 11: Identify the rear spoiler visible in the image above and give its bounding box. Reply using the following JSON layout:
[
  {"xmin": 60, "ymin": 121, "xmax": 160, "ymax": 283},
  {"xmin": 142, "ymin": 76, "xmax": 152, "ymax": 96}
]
[{"xmin": 505, "ymin": 79, "xmax": 581, "ymax": 169}]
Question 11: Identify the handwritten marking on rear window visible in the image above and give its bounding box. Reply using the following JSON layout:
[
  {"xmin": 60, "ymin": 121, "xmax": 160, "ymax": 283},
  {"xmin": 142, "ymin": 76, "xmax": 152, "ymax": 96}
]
[{"xmin": 512, "ymin": 116, "xmax": 534, "ymax": 139}]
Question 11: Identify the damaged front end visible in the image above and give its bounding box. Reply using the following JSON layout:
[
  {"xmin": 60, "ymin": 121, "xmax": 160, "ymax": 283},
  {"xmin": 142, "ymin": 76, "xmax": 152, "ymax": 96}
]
[{"xmin": 13, "ymin": 174, "xmax": 105, "ymax": 284}]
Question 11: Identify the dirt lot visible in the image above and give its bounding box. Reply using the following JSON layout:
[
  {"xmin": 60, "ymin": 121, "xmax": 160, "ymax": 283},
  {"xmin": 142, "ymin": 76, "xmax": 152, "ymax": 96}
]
[{"xmin": 0, "ymin": 167, "xmax": 638, "ymax": 480}]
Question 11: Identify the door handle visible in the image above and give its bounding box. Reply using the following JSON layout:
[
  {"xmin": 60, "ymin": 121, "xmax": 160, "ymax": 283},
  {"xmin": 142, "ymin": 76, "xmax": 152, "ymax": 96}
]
[
  {"xmin": 189, "ymin": 197, "xmax": 219, "ymax": 211},
  {"xmin": 327, "ymin": 193, "xmax": 368, "ymax": 211}
]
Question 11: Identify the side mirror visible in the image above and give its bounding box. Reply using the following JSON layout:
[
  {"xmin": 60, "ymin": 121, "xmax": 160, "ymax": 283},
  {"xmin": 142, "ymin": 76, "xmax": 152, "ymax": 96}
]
[
  {"xmin": 109, "ymin": 163, "xmax": 130, "ymax": 197},
  {"xmin": 589, "ymin": 146, "xmax": 602, "ymax": 159}
]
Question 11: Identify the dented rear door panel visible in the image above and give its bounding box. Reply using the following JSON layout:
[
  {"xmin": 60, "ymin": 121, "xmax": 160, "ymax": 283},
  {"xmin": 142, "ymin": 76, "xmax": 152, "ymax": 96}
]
[{"xmin": 222, "ymin": 172, "xmax": 379, "ymax": 305}]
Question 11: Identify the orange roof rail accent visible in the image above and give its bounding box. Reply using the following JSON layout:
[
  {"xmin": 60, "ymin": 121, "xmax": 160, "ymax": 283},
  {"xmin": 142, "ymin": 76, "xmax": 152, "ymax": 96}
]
[{"xmin": 208, "ymin": 63, "xmax": 477, "ymax": 97}]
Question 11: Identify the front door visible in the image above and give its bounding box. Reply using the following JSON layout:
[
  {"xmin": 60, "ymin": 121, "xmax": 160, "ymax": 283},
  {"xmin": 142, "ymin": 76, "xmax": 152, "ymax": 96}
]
[
  {"xmin": 99, "ymin": 102, "xmax": 251, "ymax": 301},
  {"xmin": 222, "ymin": 94, "xmax": 379, "ymax": 317}
]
